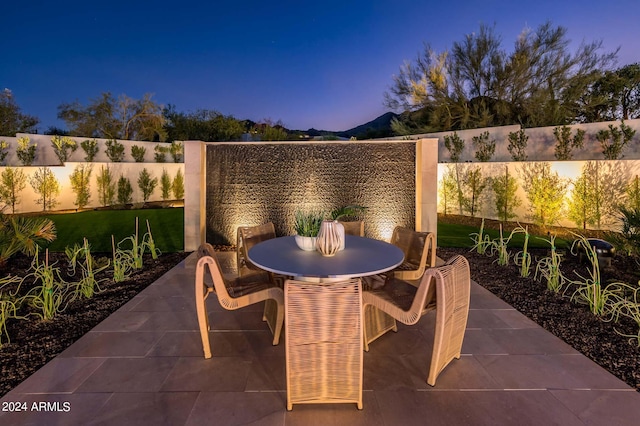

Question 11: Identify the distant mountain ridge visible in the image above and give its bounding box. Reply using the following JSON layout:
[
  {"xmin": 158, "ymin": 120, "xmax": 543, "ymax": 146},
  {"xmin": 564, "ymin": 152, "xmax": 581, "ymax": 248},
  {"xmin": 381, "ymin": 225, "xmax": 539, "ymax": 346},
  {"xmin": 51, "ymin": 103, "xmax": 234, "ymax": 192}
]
[{"xmin": 299, "ymin": 111, "xmax": 398, "ymax": 139}]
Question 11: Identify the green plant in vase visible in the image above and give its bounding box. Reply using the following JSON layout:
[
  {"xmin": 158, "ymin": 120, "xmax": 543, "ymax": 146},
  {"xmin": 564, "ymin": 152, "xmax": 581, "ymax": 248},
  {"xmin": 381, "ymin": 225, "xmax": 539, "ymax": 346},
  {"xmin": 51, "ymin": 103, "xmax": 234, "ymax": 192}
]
[
  {"xmin": 293, "ymin": 210, "xmax": 324, "ymax": 251},
  {"xmin": 329, "ymin": 205, "xmax": 366, "ymax": 221}
]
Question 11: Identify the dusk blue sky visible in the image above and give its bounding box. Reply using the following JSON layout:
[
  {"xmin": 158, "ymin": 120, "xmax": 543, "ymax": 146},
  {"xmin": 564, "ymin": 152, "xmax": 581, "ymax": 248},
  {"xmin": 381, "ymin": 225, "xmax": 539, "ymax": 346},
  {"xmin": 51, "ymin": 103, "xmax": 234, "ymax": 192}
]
[{"xmin": 2, "ymin": 0, "xmax": 639, "ymax": 133}]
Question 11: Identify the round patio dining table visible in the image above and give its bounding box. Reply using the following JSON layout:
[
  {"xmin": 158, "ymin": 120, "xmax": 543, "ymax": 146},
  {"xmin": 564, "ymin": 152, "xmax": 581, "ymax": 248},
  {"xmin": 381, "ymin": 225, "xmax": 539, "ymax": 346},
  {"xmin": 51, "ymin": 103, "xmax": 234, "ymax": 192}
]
[{"xmin": 247, "ymin": 235, "xmax": 404, "ymax": 281}]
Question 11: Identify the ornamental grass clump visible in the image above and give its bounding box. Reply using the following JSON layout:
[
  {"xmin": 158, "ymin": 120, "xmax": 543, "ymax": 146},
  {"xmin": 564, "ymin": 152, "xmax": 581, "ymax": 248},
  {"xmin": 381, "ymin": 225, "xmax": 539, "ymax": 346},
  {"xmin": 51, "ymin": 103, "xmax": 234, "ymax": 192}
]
[
  {"xmin": 513, "ymin": 224, "xmax": 532, "ymax": 277},
  {"xmin": 65, "ymin": 238, "xmax": 109, "ymax": 299},
  {"xmin": 119, "ymin": 217, "xmax": 146, "ymax": 269},
  {"xmin": 469, "ymin": 218, "xmax": 491, "ymax": 255},
  {"xmin": 568, "ymin": 234, "xmax": 623, "ymax": 317},
  {"xmin": 535, "ymin": 235, "xmax": 565, "ymax": 293},
  {"xmin": 490, "ymin": 224, "xmax": 512, "ymax": 266},
  {"xmin": 24, "ymin": 250, "xmax": 69, "ymax": 321},
  {"xmin": 0, "ymin": 276, "xmax": 27, "ymax": 346},
  {"xmin": 608, "ymin": 284, "xmax": 640, "ymax": 346},
  {"xmin": 111, "ymin": 235, "xmax": 133, "ymax": 283},
  {"xmin": 142, "ymin": 220, "xmax": 161, "ymax": 260}
]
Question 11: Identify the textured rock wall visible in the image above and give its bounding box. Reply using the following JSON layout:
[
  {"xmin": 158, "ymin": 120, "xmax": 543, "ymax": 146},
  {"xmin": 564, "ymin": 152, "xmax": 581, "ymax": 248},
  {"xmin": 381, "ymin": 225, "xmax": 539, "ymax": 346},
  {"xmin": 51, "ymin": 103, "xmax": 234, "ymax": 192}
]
[{"xmin": 205, "ymin": 142, "xmax": 416, "ymax": 245}]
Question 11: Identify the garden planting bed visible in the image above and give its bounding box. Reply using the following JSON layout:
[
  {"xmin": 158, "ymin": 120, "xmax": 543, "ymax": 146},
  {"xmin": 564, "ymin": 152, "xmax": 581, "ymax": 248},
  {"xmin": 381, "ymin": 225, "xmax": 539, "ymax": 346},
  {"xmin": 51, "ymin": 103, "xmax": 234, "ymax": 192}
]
[
  {"xmin": 439, "ymin": 244, "xmax": 639, "ymax": 392},
  {"xmin": 0, "ymin": 251, "xmax": 190, "ymax": 397},
  {"xmin": 1, "ymin": 229, "xmax": 639, "ymax": 397}
]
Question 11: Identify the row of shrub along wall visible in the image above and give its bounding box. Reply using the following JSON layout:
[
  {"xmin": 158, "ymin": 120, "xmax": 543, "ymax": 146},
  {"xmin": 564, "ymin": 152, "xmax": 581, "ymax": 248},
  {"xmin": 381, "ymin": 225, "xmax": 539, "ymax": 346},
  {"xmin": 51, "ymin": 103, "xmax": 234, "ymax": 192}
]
[
  {"xmin": 373, "ymin": 118, "xmax": 640, "ymax": 232},
  {"xmin": 379, "ymin": 118, "xmax": 640, "ymax": 162},
  {"xmin": 436, "ymin": 159, "xmax": 640, "ymax": 231},
  {"xmin": 0, "ymin": 133, "xmax": 184, "ymax": 213},
  {"xmin": 0, "ymin": 162, "xmax": 184, "ymax": 214},
  {"xmin": 1, "ymin": 133, "xmax": 177, "ymax": 166}
]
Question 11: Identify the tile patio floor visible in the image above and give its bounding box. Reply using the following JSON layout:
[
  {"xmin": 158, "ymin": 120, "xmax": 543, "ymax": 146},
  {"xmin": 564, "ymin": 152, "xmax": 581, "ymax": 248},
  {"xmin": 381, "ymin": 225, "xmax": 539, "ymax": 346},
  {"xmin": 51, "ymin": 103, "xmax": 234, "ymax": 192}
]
[{"xmin": 2, "ymin": 252, "xmax": 640, "ymax": 425}]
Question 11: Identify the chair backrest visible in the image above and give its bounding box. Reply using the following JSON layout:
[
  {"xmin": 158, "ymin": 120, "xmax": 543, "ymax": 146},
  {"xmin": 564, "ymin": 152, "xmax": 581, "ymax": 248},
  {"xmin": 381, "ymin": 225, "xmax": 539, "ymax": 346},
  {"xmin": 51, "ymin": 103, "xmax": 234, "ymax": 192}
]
[
  {"xmin": 339, "ymin": 220, "xmax": 365, "ymax": 237},
  {"xmin": 285, "ymin": 278, "xmax": 363, "ymax": 409},
  {"xmin": 236, "ymin": 222, "xmax": 277, "ymax": 270},
  {"xmin": 196, "ymin": 243, "xmax": 241, "ymax": 309},
  {"xmin": 391, "ymin": 226, "xmax": 436, "ymax": 272},
  {"xmin": 427, "ymin": 254, "xmax": 471, "ymax": 386}
]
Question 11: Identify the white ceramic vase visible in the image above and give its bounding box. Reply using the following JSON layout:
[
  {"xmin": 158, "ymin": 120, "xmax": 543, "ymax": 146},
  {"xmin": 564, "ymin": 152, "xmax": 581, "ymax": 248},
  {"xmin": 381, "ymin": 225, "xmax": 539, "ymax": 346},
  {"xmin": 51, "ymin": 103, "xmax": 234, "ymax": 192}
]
[
  {"xmin": 335, "ymin": 220, "xmax": 346, "ymax": 250},
  {"xmin": 316, "ymin": 220, "xmax": 343, "ymax": 257}
]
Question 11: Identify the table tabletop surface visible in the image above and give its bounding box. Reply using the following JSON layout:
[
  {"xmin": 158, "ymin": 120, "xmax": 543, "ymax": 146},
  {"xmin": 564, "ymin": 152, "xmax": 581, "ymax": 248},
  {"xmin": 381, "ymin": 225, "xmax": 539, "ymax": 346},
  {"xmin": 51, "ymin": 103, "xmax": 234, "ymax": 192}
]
[{"xmin": 247, "ymin": 235, "xmax": 404, "ymax": 279}]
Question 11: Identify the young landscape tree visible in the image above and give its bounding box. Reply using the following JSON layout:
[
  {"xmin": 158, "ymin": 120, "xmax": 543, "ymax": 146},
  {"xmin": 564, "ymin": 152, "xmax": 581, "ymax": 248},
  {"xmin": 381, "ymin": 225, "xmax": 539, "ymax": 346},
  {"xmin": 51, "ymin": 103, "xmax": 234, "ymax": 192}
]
[
  {"xmin": 29, "ymin": 167, "xmax": 61, "ymax": 211},
  {"xmin": 16, "ymin": 136, "xmax": 37, "ymax": 166},
  {"xmin": 553, "ymin": 126, "xmax": 585, "ymax": 160},
  {"xmin": 105, "ymin": 139, "xmax": 125, "ymax": 162},
  {"xmin": 117, "ymin": 176, "xmax": 133, "ymax": 205},
  {"xmin": 169, "ymin": 141, "xmax": 183, "ymax": 162},
  {"xmin": 472, "ymin": 131, "xmax": 495, "ymax": 162},
  {"xmin": 69, "ymin": 164, "xmax": 93, "ymax": 209},
  {"xmin": 50, "ymin": 135, "xmax": 78, "ymax": 164},
  {"xmin": 443, "ymin": 132, "xmax": 465, "ymax": 214},
  {"xmin": 461, "ymin": 166, "xmax": 487, "ymax": 217},
  {"xmin": 596, "ymin": 121, "xmax": 636, "ymax": 160},
  {"xmin": 626, "ymin": 175, "xmax": 640, "ymax": 211},
  {"xmin": 0, "ymin": 140, "xmax": 9, "ymax": 165},
  {"xmin": 567, "ymin": 162, "xmax": 597, "ymax": 230},
  {"xmin": 567, "ymin": 161, "xmax": 627, "ymax": 229},
  {"xmin": 507, "ymin": 130, "xmax": 528, "ymax": 161},
  {"xmin": 0, "ymin": 168, "xmax": 27, "ymax": 213},
  {"xmin": 172, "ymin": 169, "xmax": 185, "ymax": 200},
  {"xmin": 519, "ymin": 162, "xmax": 567, "ymax": 227},
  {"xmin": 137, "ymin": 168, "xmax": 157, "ymax": 202},
  {"xmin": 80, "ymin": 139, "xmax": 99, "ymax": 162},
  {"xmin": 492, "ymin": 165, "xmax": 521, "ymax": 222},
  {"xmin": 438, "ymin": 166, "xmax": 458, "ymax": 215},
  {"xmin": 154, "ymin": 145, "xmax": 168, "ymax": 163},
  {"xmin": 160, "ymin": 169, "xmax": 172, "ymax": 200},
  {"xmin": 96, "ymin": 165, "xmax": 116, "ymax": 207},
  {"xmin": 131, "ymin": 145, "xmax": 146, "ymax": 162}
]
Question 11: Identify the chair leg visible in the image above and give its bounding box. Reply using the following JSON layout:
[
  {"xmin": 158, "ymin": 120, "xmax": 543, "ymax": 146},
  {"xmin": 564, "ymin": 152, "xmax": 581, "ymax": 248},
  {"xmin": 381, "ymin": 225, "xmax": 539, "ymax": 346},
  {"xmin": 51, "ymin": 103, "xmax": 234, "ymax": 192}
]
[
  {"xmin": 363, "ymin": 304, "xmax": 397, "ymax": 352},
  {"xmin": 263, "ymin": 299, "xmax": 284, "ymax": 345},
  {"xmin": 195, "ymin": 289, "xmax": 212, "ymax": 359}
]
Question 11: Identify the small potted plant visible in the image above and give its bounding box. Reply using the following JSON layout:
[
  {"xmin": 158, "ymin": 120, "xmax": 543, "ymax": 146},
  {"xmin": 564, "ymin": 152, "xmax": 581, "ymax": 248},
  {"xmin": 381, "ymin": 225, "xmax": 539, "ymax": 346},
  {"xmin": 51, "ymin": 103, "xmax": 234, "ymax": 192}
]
[
  {"xmin": 330, "ymin": 205, "xmax": 367, "ymax": 248},
  {"xmin": 330, "ymin": 205, "xmax": 367, "ymax": 221},
  {"xmin": 293, "ymin": 210, "xmax": 324, "ymax": 250}
]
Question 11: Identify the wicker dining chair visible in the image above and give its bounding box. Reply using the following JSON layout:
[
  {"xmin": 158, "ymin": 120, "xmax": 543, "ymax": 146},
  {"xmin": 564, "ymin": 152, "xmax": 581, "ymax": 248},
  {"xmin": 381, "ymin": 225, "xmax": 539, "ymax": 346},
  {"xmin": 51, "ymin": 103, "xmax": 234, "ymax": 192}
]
[
  {"xmin": 236, "ymin": 222, "xmax": 277, "ymax": 276},
  {"xmin": 285, "ymin": 278, "xmax": 363, "ymax": 410},
  {"xmin": 338, "ymin": 220, "xmax": 365, "ymax": 237},
  {"xmin": 195, "ymin": 243, "xmax": 284, "ymax": 359},
  {"xmin": 388, "ymin": 226, "xmax": 437, "ymax": 282},
  {"xmin": 362, "ymin": 255, "xmax": 470, "ymax": 386}
]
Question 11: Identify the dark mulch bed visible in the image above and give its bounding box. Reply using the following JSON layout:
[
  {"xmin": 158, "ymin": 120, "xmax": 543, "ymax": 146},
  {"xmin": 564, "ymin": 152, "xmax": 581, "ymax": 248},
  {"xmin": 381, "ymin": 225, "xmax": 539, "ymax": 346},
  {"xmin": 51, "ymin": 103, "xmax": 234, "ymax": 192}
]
[
  {"xmin": 0, "ymin": 251, "xmax": 190, "ymax": 398},
  {"xmin": 439, "ymin": 246, "xmax": 640, "ymax": 392}
]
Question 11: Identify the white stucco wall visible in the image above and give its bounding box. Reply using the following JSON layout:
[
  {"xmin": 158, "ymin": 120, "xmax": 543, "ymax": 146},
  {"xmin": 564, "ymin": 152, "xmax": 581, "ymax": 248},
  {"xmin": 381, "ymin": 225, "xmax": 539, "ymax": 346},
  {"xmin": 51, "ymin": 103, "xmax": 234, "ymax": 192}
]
[
  {"xmin": 436, "ymin": 159, "xmax": 640, "ymax": 231},
  {"xmin": 0, "ymin": 162, "xmax": 184, "ymax": 213}
]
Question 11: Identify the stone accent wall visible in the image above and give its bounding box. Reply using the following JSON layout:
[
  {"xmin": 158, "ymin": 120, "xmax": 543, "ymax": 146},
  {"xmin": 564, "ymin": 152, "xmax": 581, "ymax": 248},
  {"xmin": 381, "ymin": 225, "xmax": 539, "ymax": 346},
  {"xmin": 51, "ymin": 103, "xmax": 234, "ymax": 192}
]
[{"xmin": 204, "ymin": 142, "xmax": 417, "ymax": 245}]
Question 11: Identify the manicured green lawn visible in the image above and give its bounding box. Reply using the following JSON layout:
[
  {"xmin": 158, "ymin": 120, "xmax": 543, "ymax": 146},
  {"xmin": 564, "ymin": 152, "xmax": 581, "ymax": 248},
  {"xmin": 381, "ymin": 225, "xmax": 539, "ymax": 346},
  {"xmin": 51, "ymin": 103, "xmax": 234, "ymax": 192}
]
[
  {"xmin": 38, "ymin": 208, "xmax": 568, "ymax": 254},
  {"xmin": 437, "ymin": 222, "xmax": 570, "ymax": 249},
  {"xmin": 42, "ymin": 208, "xmax": 184, "ymax": 253}
]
